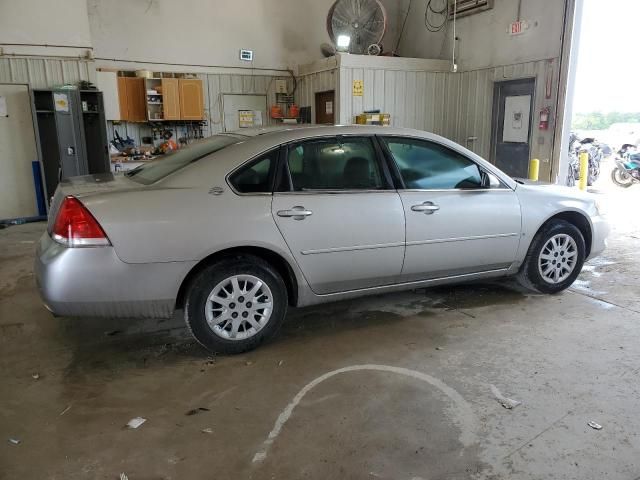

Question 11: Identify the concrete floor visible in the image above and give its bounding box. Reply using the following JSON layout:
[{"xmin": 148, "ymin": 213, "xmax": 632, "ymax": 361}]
[{"xmin": 1, "ymin": 161, "xmax": 639, "ymax": 479}]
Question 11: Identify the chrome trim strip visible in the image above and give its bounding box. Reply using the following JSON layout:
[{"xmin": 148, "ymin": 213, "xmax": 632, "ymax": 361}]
[
  {"xmin": 301, "ymin": 241, "xmax": 404, "ymax": 256},
  {"xmin": 315, "ymin": 268, "xmax": 512, "ymax": 298},
  {"xmin": 275, "ymin": 189, "xmax": 394, "ymax": 195},
  {"xmin": 406, "ymin": 232, "xmax": 520, "ymax": 246},
  {"xmin": 401, "ymin": 188, "xmax": 511, "ymax": 193}
]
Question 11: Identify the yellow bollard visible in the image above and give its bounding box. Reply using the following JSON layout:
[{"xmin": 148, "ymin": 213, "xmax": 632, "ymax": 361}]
[
  {"xmin": 528, "ymin": 158, "xmax": 540, "ymax": 181},
  {"xmin": 578, "ymin": 152, "xmax": 589, "ymax": 190}
]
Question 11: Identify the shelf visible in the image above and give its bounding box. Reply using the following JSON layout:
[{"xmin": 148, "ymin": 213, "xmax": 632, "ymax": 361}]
[
  {"xmin": 36, "ymin": 110, "xmax": 54, "ymax": 113},
  {"xmin": 147, "ymin": 102, "xmax": 163, "ymax": 105}
]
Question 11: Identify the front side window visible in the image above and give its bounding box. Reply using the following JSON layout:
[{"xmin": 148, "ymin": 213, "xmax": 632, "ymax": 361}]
[
  {"xmin": 382, "ymin": 137, "xmax": 482, "ymax": 190},
  {"xmin": 229, "ymin": 150, "xmax": 276, "ymax": 193},
  {"xmin": 286, "ymin": 137, "xmax": 384, "ymax": 191}
]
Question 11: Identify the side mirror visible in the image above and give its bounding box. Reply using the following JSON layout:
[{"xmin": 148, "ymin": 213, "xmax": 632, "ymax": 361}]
[{"xmin": 481, "ymin": 171, "xmax": 501, "ymax": 189}]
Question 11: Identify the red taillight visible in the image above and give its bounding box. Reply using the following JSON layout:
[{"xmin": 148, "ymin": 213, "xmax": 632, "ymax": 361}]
[{"xmin": 51, "ymin": 196, "xmax": 110, "ymax": 247}]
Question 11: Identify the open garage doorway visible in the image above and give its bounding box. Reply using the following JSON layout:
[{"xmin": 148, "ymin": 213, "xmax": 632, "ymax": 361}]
[{"xmin": 561, "ymin": 0, "xmax": 640, "ymax": 302}]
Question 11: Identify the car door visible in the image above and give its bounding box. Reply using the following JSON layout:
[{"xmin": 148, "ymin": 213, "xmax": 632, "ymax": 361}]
[
  {"xmin": 380, "ymin": 136, "xmax": 522, "ymax": 282},
  {"xmin": 272, "ymin": 136, "xmax": 405, "ymax": 295}
]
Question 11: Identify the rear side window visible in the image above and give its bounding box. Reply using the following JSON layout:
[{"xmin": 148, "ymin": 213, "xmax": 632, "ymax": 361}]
[
  {"xmin": 125, "ymin": 134, "xmax": 244, "ymax": 185},
  {"xmin": 286, "ymin": 137, "xmax": 384, "ymax": 191},
  {"xmin": 229, "ymin": 150, "xmax": 277, "ymax": 193},
  {"xmin": 382, "ymin": 137, "xmax": 482, "ymax": 190}
]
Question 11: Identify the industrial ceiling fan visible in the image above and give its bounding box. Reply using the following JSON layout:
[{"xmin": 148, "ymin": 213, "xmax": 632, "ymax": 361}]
[{"xmin": 327, "ymin": 0, "xmax": 388, "ymax": 55}]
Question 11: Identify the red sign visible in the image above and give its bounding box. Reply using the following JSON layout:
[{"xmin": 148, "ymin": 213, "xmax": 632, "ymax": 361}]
[{"xmin": 510, "ymin": 21, "xmax": 524, "ymax": 35}]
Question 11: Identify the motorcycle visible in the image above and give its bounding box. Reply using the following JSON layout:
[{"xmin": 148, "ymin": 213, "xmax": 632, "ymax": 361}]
[
  {"xmin": 567, "ymin": 134, "xmax": 602, "ymax": 187},
  {"xmin": 611, "ymin": 144, "xmax": 640, "ymax": 188}
]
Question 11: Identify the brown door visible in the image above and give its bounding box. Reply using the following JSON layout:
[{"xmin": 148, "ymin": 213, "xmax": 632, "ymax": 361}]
[
  {"xmin": 117, "ymin": 77, "xmax": 129, "ymax": 120},
  {"xmin": 162, "ymin": 78, "xmax": 180, "ymax": 120},
  {"xmin": 118, "ymin": 77, "xmax": 147, "ymax": 122},
  {"xmin": 315, "ymin": 90, "xmax": 335, "ymax": 124},
  {"xmin": 179, "ymin": 79, "xmax": 204, "ymax": 120}
]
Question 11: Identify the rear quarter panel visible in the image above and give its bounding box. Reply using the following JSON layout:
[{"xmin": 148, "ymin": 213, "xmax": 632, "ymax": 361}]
[{"xmin": 82, "ymin": 187, "xmax": 293, "ymax": 266}]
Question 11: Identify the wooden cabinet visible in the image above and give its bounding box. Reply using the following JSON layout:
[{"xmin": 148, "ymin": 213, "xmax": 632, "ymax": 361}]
[
  {"xmin": 116, "ymin": 76, "xmax": 202, "ymax": 122},
  {"xmin": 179, "ymin": 79, "xmax": 204, "ymax": 120},
  {"xmin": 117, "ymin": 77, "xmax": 146, "ymax": 122},
  {"xmin": 162, "ymin": 78, "xmax": 180, "ymax": 120}
]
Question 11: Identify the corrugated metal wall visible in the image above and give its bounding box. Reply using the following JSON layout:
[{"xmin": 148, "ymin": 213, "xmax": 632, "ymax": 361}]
[
  {"xmin": 1, "ymin": 55, "xmax": 558, "ymax": 179},
  {"xmin": 0, "ymin": 57, "xmax": 95, "ymax": 88},
  {"xmin": 109, "ymin": 72, "xmax": 292, "ymax": 146},
  {"xmin": 445, "ymin": 60, "xmax": 558, "ymax": 179},
  {"xmin": 336, "ymin": 58, "xmax": 558, "ymax": 179},
  {"xmin": 296, "ymin": 69, "xmax": 339, "ymax": 123}
]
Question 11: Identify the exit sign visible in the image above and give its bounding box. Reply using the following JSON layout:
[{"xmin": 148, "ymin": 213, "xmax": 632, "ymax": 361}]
[{"xmin": 509, "ymin": 20, "xmax": 528, "ymax": 36}]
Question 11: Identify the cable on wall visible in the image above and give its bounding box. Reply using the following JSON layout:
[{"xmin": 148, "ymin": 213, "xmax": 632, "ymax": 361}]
[
  {"xmin": 424, "ymin": 0, "xmax": 448, "ymax": 32},
  {"xmin": 393, "ymin": 0, "xmax": 413, "ymax": 55}
]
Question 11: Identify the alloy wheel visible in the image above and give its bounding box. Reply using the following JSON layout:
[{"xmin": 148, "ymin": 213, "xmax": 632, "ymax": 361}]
[
  {"xmin": 538, "ymin": 234, "xmax": 578, "ymax": 284},
  {"xmin": 205, "ymin": 275, "xmax": 273, "ymax": 340}
]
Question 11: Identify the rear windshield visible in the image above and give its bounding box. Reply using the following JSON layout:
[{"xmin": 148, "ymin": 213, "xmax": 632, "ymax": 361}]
[{"xmin": 125, "ymin": 134, "xmax": 245, "ymax": 185}]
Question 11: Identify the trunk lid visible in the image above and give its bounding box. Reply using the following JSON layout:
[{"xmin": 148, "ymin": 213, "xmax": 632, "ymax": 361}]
[{"xmin": 47, "ymin": 173, "xmax": 141, "ymax": 231}]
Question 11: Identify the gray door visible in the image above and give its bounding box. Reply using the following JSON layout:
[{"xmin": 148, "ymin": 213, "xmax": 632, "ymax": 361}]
[
  {"xmin": 272, "ymin": 136, "xmax": 405, "ymax": 294},
  {"xmin": 491, "ymin": 79, "xmax": 535, "ymax": 178},
  {"xmin": 380, "ymin": 137, "xmax": 522, "ymax": 282}
]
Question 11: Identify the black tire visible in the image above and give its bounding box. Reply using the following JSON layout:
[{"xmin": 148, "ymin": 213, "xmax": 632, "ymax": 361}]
[
  {"xmin": 184, "ymin": 255, "xmax": 287, "ymax": 354},
  {"xmin": 611, "ymin": 168, "xmax": 634, "ymax": 188},
  {"xmin": 516, "ymin": 219, "xmax": 586, "ymax": 294}
]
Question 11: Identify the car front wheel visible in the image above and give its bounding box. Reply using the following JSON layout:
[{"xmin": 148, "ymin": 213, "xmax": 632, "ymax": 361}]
[
  {"xmin": 517, "ymin": 219, "xmax": 586, "ymax": 294},
  {"xmin": 184, "ymin": 255, "xmax": 287, "ymax": 354}
]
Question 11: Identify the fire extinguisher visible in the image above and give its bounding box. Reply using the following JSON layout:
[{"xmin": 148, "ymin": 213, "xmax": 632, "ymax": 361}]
[{"xmin": 539, "ymin": 107, "xmax": 551, "ymax": 130}]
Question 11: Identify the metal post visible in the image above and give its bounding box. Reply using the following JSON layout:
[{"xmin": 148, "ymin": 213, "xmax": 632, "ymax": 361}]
[
  {"xmin": 578, "ymin": 152, "xmax": 589, "ymax": 190},
  {"xmin": 529, "ymin": 159, "xmax": 540, "ymax": 181}
]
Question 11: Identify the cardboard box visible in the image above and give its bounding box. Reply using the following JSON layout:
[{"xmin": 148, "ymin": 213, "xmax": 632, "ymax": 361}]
[{"xmin": 355, "ymin": 113, "xmax": 390, "ymax": 126}]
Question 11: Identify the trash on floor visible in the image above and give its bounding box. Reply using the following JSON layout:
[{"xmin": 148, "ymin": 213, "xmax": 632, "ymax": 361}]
[
  {"xmin": 120, "ymin": 473, "xmax": 129, "ymax": 480},
  {"xmin": 31, "ymin": 373, "xmax": 40, "ymax": 380},
  {"xmin": 490, "ymin": 384, "xmax": 522, "ymax": 409},
  {"xmin": 126, "ymin": 417, "xmax": 147, "ymax": 429},
  {"xmin": 201, "ymin": 428, "xmax": 214, "ymax": 434},
  {"xmin": 185, "ymin": 407, "xmax": 210, "ymax": 416},
  {"xmin": 278, "ymin": 360, "xmax": 284, "ymax": 366},
  {"xmin": 59, "ymin": 404, "xmax": 72, "ymax": 416},
  {"xmin": 588, "ymin": 421, "xmax": 603, "ymax": 430},
  {"xmin": 8, "ymin": 438, "xmax": 20, "ymax": 445}
]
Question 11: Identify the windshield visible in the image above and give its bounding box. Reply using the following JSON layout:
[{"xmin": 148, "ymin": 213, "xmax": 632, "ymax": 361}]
[{"xmin": 125, "ymin": 134, "xmax": 245, "ymax": 185}]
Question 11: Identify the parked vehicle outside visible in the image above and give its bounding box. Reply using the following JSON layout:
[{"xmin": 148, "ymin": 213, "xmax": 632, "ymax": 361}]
[
  {"xmin": 36, "ymin": 126, "xmax": 609, "ymax": 353},
  {"xmin": 612, "ymin": 143, "xmax": 640, "ymax": 188},
  {"xmin": 567, "ymin": 133, "xmax": 603, "ymax": 187}
]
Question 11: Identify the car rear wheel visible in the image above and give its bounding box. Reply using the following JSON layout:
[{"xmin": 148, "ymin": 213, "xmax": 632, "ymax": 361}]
[
  {"xmin": 517, "ymin": 219, "xmax": 586, "ymax": 294},
  {"xmin": 184, "ymin": 255, "xmax": 287, "ymax": 354}
]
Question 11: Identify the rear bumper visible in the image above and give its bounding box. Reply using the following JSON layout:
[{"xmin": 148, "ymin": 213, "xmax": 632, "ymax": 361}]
[
  {"xmin": 35, "ymin": 233, "xmax": 196, "ymax": 318},
  {"xmin": 588, "ymin": 215, "xmax": 610, "ymax": 260}
]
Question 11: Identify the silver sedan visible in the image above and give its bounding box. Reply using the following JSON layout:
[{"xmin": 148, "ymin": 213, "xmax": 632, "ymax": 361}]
[{"xmin": 35, "ymin": 126, "xmax": 609, "ymax": 353}]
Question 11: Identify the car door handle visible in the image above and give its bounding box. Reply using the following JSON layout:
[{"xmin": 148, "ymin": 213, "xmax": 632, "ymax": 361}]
[
  {"xmin": 411, "ymin": 202, "xmax": 440, "ymax": 214},
  {"xmin": 277, "ymin": 206, "xmax": 313, "ymax": 220}
]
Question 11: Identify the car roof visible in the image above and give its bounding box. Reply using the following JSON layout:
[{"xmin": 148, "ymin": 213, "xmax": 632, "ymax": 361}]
[{"xmin": 168, "ymin": 125, "xmax": 517, "ymax": 190}]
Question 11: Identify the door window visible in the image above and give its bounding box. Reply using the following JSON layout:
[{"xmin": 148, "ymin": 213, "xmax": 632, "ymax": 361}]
[
  {"xmin": 382, "ymin": 137, "xmax": 482, "ymax": 190},
  {"xmin": 228, "ymin": 150, "xmax": 276, "ymax": 193},
  {"xmin": 286, "ymin": 137, "xmax": 385, "ymax": 191}
]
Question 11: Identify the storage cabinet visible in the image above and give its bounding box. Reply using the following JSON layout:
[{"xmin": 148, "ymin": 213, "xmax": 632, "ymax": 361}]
[
  {"xmin": 162, "ymin": 78, "xmax": 180, "ymax": 120},
  {"xmin": 33, "ymin": 89, "xmax": 109, "ymax": 200},
  {"xmin": 179, "ymin": 79, "xmax": 204, "ymax": 120},
  {"xmin": 117, "ymin": 77, "xmax": 146, "ymax": 122},
  {"xmin": 116, "ymin": 76, "xmax": 203, "ymax": 122}
]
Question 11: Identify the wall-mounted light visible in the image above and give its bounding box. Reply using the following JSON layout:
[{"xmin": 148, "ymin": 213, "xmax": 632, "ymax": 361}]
[{"xmin": 336, "ymin": 35, "xmax": 351, "ymax": 52}]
